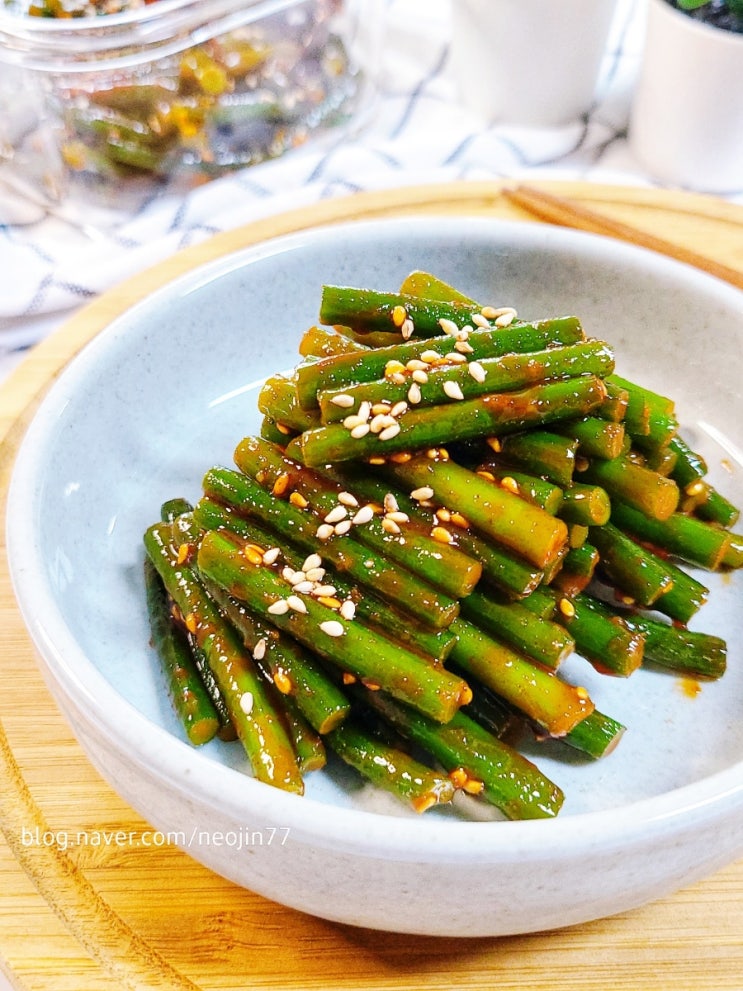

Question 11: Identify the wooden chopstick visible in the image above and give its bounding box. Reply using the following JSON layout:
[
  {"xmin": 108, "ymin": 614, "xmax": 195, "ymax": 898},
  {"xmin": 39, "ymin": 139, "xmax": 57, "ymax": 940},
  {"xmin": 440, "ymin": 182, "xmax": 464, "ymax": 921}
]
[{"xmin": 502, "ymin": 184, "xmax": 743, "ymax": 292}]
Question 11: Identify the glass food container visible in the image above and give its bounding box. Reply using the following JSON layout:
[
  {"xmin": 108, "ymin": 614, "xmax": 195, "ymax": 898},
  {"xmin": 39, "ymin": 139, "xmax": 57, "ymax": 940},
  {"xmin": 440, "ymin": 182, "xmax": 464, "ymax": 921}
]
[{"xmin": 0, "ymin": 0, "xmax": 381, "ymax": 207}]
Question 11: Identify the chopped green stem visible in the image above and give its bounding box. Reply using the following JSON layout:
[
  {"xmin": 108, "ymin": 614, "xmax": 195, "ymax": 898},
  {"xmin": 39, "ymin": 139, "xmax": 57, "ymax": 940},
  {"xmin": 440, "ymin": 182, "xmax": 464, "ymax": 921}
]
[
  {"xmin": 281, "ymin": 697, "xmax": 327, "ymax": 773},
  {"xmin": 449, "ymin": 618, "xmax": 593, "ymax": 736},
  {"xmin": 234, "ymin": 436, "xmax": 482, "ymax": 600},
  {"xmin": 552, "ymin": 417, "xmax": 626, "ymax": 460},
  {"xmin": 258, "ymin": 375, "xmax": 321, "ymax": 433},
  {"xmin": 361, "ymin": 689, "xmax": 565, "ymax": 819},
  {"xmin": 550, "ymin": 543, "xmax": 600, "ymax": 596},
  {"xmin": 694, "ymin": 483, "xmax": 740, "ymax": 528},
  {"xmin": 608, "ymin": 374, "xmax": 676, "ymax": 446},
  {"xmin": 668, "ymin": 434, "xmax": 708, "ymax": 488},
  {"xmin": 325, "ymin": 717, "xmax": 456, "ymax": 813},
  {"xmin": 201, "ymin": 466, "xmax": 459, "ymax": 630},
  {"xmin": 475, "ymin": 464, "xmax": 564, "ymax": 515},
  {"xmin": 399, "ymin": 270, "xmax": 478, "ymax": 303},
  {"xmin": 260, "ymin": 417, "xmax": 296, "ymax": 446},
  {"xmin": 652, "ymin": 559, "xmax": 709, "ymax": 625},
  {"xmin": 299, "ymin": 325, "xmax": 368, "ymax": 358},
  {"xmin": 317, "ymin": 341, "xmax": 614, "ymax": 424},
  {"xmin": 721, "ymin": 533, "xmax": 743, "ymax": 569},
  {"xmin": 609, "ymin": 499, "xmax": 733, "ymax": 571},
  {"xmin": 386, "ymin": 454, "xmax": 569, "ymax": 569},
  {"xmin": 496, "ymin": 430, "xmax": 578, "ymax": 488},
  {"xmin": 197, "ymin": 528, "xmax": 472, "ymax": 723},
  {"xmin": 143, "ymin": 522, "xmax": 304, "ymax": 793},
  {"xmin": 143, "ymin": 558, "xmax": 220, "ymax": 746},
  {"xmin": 559, "ymin": 482, "xmax": 611, "ymax": 526},
  {"xmin": 295, "ymin": 317, "xmax": 585, "ymax": 409},
  {"xmin": 553, "ymin": 592, "xmax": 645, "ymax": 678},
  {"xmin": 194, "ymin": 496, "xmax": 456, "ymax": 663},
  {"xmin": 160, "ymin": 497, "xmax": 194, "ymax": 523},
  {"xmin": 588, "ymin": 522, "xmax": 676, "ymax": 607},
  {"xmin": 578, "ymin": 453, "xmax": 680, "ymax": 521},
  {"xmin": 560, "ymin": 709, "xmax": 626, "ymax": 759},
  {"xmin": 460, "ymin": 590, "xmax": 575, "ymax": 670}
]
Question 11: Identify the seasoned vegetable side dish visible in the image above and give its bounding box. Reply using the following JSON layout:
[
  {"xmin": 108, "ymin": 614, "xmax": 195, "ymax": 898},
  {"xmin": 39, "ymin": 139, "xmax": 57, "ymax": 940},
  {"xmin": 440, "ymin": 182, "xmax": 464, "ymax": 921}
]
[{"xmin": 143, "ymin": 272, "xmax": 742, "ymax": 820}]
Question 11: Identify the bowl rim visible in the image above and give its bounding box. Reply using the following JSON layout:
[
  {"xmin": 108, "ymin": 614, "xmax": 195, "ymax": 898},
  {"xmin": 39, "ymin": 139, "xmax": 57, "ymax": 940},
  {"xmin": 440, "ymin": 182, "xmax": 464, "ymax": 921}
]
[{"xmin": 7, "ymin": 214, "xmax": 743, "ymax": 863}]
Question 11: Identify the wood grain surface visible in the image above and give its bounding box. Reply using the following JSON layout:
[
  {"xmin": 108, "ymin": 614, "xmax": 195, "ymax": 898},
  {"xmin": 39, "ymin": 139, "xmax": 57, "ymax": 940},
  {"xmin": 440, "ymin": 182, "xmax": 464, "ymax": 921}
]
[{"xmin": 1, "ymin": 181, "xmax": 742, "ymax": 991}]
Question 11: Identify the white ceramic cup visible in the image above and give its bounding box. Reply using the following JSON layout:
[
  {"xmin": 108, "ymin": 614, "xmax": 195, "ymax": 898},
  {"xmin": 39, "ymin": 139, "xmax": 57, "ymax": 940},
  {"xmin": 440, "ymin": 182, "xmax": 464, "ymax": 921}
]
[
  {"xmin": 629, "ymin": 0, "xmax": 743, "ymax": 193},
  {"xmin": 450, "ymin": 0, "xmax": 620, "ymax": 126}
]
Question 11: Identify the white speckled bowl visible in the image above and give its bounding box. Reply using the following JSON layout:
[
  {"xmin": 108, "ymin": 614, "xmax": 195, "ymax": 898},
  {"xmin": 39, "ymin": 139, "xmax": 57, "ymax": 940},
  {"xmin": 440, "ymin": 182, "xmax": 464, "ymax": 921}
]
[{"xmin": 6, "ymin": 217, "xmax": 743, "ymax": 937}]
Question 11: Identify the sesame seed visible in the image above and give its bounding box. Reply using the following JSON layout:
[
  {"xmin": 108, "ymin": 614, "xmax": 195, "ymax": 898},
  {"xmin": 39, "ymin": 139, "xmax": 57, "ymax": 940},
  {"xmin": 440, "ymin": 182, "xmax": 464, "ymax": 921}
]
[
  {"xmin": 302, "ymin": 553, "xmax": 322, "ymax": 572},
  {"xmin": 337, "ymin": 491, "xmax": 359, "ymax": 508},
  {"xmin": 357, "ymin": 401, "xmax": 372, "ymax": 422},
  {"xmin": 389, "ymin": 400, "xmax": 408, "ymax": 418},
  {"xmin": 185, "ymin": 612, "xmax": 197, "ymax": 634},
  {"xmin": 471, "ymin": 313, "xmax": 490, "ymax": 328},
  {"xmin": 420, "ymin": 349, "xmax": 441, "ymax": 363},
  {"xmin": 495, "ymin": 312, "xmax": 516, "ymax": 327},
  {"xmin": 313, "ymin": 584, "xmax": 337, "ymax": 598},
  {"xmin": 450, "ymin": 512, "xmax": 469, "ymax": 529},
  {"xmin": 318, "ymin": 595, "xmax": 342, "ymax": 609},
  {"xmin": 386, "ymin": 511, "xmax": 410, "ymax": 524},
  {"xmin": 448, "ymin": 767, "xmax": 468, "ymax": 789},
  {"xmin": 390, "ymin": 451, "xmax": 412, "ymax": 463},
  {"xmin": 371, "ymin": 402, "xmax": 391, "ymax": 415},
  {"xmin": 406, "ymin": 358, "xmax": 428, "ymax": 372},
  {"xmin": 477, "ymin": 470, "xmax": 496, "ymax": 482},
  {"xmin": 382, "ymin": 517, "xmax": 401, "ymax": 535},
  {"xmin": 370, "ymin": 413, "xmax": 389, "ymax": 433},
  {"xmin": 268, "ymin": 599, "xmax": 290, "ymax": 615},
  {"xmin": 287, "ymin": 595, "xmax": 307, "ymax": 614},
  {"xmin": 242, "ymin": 545, "xmax": 263, "ymax": 566},
  {"xmin": 486, "ymin": 436, "xmax": 502, "ymax": 453},
  {"xmin": 411, "ymin": 369, "xmax": 428, "ymax": 384},
  {"xmin": 443, "ymin": 381, "xmax": 465, "ymax": 401},
  {"xmin": 289, "ymin": 491, "xmax": 309, "ymax": 509},
  {"xmin": 361, "ymin": 678, "xmax": 381, "ymax": 691},
  {"xmin": 282, "ymin": 566, "xmax": 298, "ymax": 582},
  {"xmin": 390, "ymin": 372, "xmax": 407, "ymax": 385},
  {"xmin": 340, "ymin": 599, "xmax": 356, "ymax": 620},
  {"xmin": 463, "ymin": 778, "xmax": 484, "ymax": 796},
  {"xmin": 392, "ymin": 304, "xmax": 407, "ymax": 327},
  {"xmin": 305, "ymin": 567, "xmax": 326, "ymax": 583},
  {"xmin": 320, "ymin": 620, "xmax": 345, "ymax": 638},
  {"xmin": 292, "ymin": 580, "xmax": 315, "ymax": 594},
  {"xmin": 343, "ymin": 414, "xmax": 365, "ymax": 430},
  {"xmin": 316, "ymin": 523, "xmax": 335, "ymax": 541},
  {"xmin": 401, "ymin": 318, "xmax": 415, "ymax": 340},
  {"xmin": 431, "ymin": 526, "xmax": 453, "ymax": 544},
  {"xmin": 411, "ymin": 485, "xmax": 435, "ymax": 501},
  {"xmin": 334, "ymin": 520, "xmax": 352, "ymax": 535},
  {"xmin": 468, "ymin": 361, "xmax": 487, "ymax": 383},
  {"xmin": 342, "ymin": 672, "xmax": 357, "ymax": 684},
  {"xmin": 479, "ymin": 305, "xmax": 498, "ymax": 319},
  {"xmin": 276, "ymin": 422, "xmax": 292, "ymax": 435},
  {"xmin": 444, "ymin": 352, "xmax": 467, "ymax": 364},
  {"xmin": 274, "ymin": 671, "xmax": 292, "ymax": 695},
  {"xmin": 500, "ymin": 476, "xmax": 519, "ymax": 495},
  {"xmin": 407, "ymin": 382, "xmax": 422, "ymax": 405},
  {"xmin": 324, "ymin": 505, "xmax": 347, "ymax": 524},
  {"xmin": 253, "ymin": 638, "xmax": 267, "ymax": 660},
  {"xmin": 239, "ymin": 692, "xmax": 254, "ymax": 715},
  {"xmin": 351, "ymin": 423, "xmax": 371, "ymax": 439},
  {"xmin": 272, "ymin": 473, "xmax": 290, "ymax": 496},
  {"xmin": 352, "ymin": 504, "xmax": 375, "ymax": 526},
  {"xmin": 384, "ymin": 359, "xmax": 406, "ymax": 379},
  {"xmin": 455, "ymin": 339, "xmax": 475, "ymax": 353},
  {"xmin": 436, "ymin": 507, "xmax": 452, "ymax": 522},
  {"xmin": 330, "ymin": 393, "xmax": 355, "ymax": 408},
  {"xmin": 379, "ymin": 423, "xmax": 401, "ymax": 441},
  {"xmin": 176, "ymin": 543, "xmax": 192, "ymax": 565},
  {"xmin": 383, "ymin": 493, "xmax": 399, "ymax": 512},
  {"xmin": 262, "ymin": 547, "xmax": 281, "ymax": 565},
  {"xmin": 367, "ymin": 456, "xmax": 387, "ymax": 465},
  {"xmin": 558, "ymin": 598, "xmax": 576, "ymax": 618},
  {"xmin": 438, "ymin": 317, "xmax": 459, "ymax": 336}
]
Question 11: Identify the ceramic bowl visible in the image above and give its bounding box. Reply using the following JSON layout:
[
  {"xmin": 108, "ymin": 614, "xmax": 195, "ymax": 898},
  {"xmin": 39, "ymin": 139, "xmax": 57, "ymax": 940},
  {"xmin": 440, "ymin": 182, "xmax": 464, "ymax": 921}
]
[{"xmin": 6, "ymin": 216, "xmax": 743, "ymax": 937}]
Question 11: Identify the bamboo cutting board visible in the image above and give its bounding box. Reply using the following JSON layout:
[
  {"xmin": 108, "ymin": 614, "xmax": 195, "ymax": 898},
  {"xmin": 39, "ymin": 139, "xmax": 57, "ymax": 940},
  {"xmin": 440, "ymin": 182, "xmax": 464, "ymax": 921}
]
[{"xmin": 1, "ymin": 181, "xmax": 743, "ymax": 991}]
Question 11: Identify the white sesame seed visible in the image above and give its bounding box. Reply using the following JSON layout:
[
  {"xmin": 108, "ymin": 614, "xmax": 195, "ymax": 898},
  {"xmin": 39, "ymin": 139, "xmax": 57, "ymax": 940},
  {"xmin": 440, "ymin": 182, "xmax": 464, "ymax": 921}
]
[
  {"xmin": 411, "ymin": 486, "xmax": 435, "ymax": 501},
  {"xmin": 471, "ymin": 313, "xmax": 490, "ymax": 328},
  {"xmin": 412, "ymin": 369, "xmax": 428, "ymax": 384},
  {"xmin": 287, "ymin": 595, "xmax": 307, "ymax": 614},
  {"xmin": 369, "ymin": 413, "xmax": 388, "ymax": 434},
  {"xmin": 352, "ymin": 504, "xmax": 375, "ymax": 526},
  {"xmin": 305, "ymin": 567, "xmax": 326, "ymax": 582},
  {"xmin": 357, "ymin": 401, "xmax": 372, "ymax": 422},
  {"xmin": 407, "ymin": 382, "xmax": 422, "ymax": 404},
  {"xmin": 420, "ymin": 349, "xmax": 441, "ymax": 363},
  {"xmin": 389, "ymin": 400, "xmax": 408, "ymax": 418},
  {"xmin": 320, "ymin": 620, "xmax": 345, "ymax": 637},
  {"xmin": 302, "ymin": 553, "xmax": 322, "ymax": 572},
  {"xmin": 343, "ymin": 414, "xmax": 365, "ymax": 430},
  {"xmin": 239, "ymin": 691, "xmax": 254, "ymax": 715},
  {"xmin": 468, "ymin": 360, "xmax": 487, "ymax": 383},
  {"xmin": 292, "ymin": 580, "xmax": 315, "ymax": 594},
  {"xmin": 324, "ymin": 505, "xmax": 347, "ymax": 524},
  {"xmin": 337, "ymin": 492, "xmax": 359, "ymax": 508},
  {"xmin": 455, "ymin": 339, "xmax": 475, "ymax": 353},
  {"xmin": 386, "ymin": 511, "xmax": 410, "ymax": 524},
  {"xmin": 383, "ymin": 493, "xmax": 399, "ymax": 513},
  {"xmin": 253, "ymin": 638, "xmax": 267, "ymax": 660},
  {"xmin": 495, "ymin": 312, "xmax": 516, "ymax": 327},
  {"xmin": 289, "ymin": 570, "xmax": 307, "ymax": 585},
  {"xmin": 390, "ymin": 372, "xmax": 407, "ymax": 386},
  {"xmin": 268, "ymin": 599, "xmax": 290, "ymax": 615},
  {"xmin": 351, "ymin": 423, "xmax": 371, "ymax": 439},
  {"xmin": 438, "ymin": 317, "xmax": 459, "ymax": 336},
  {"xmin": 262, "ymin": 547, "xmax": 281, "ymax": 565},
  {"xmin": 330, "ymin": 393, "xmax": 355, "ymax": 408},
  {"xmin": 444, "ymin": 352, "xmax": 467, "ymax": 364},
  {"xmin": 313, "ymin": 585, "xmax": 337, "ymax": 598},
  {"xmin": 334, "ymin": 520, "xmax": 352, "ymax": 535},
  {"xmin": 379, "ymin": 423, "xmax": 402, "ymax": 441},
  {"xmin": 401, "ymin": 318, "xmax": 415, "ymax": 340},
  {"xmin": 340, "ymin": 599, "xmax": 356, "ymax": 620},
  {"xmin": 316, "ymin": 523, "xmax": 335, "ymax": 541},
  {"xmin": 382, "ymin": 517, "xmax": 401, "ymax": 535},
  {"xmin": 282, "ymin": 566, "xmax": 298, "ymax": 582},
  {"xmin": 443, "ymin": 381, "xmax": 465, "ymax": 400},
  {"xmin": 371, "ymin": 402, "xmax": 391, "ymax": 415},
  {"xmin": 406, "ymin": 359, "xmax": 428, "ymax": 372}
]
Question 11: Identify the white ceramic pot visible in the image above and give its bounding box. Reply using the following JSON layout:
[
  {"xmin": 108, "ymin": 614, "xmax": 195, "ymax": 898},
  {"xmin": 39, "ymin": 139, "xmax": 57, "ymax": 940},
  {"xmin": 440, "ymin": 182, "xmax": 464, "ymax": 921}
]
[
  {"xmin": 629, "ymin": 0, "xmax": 743, "ymax": 192},
  {"xmin": 450, "ymin": 0, "xmax": 619, "ymax": 126}
]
